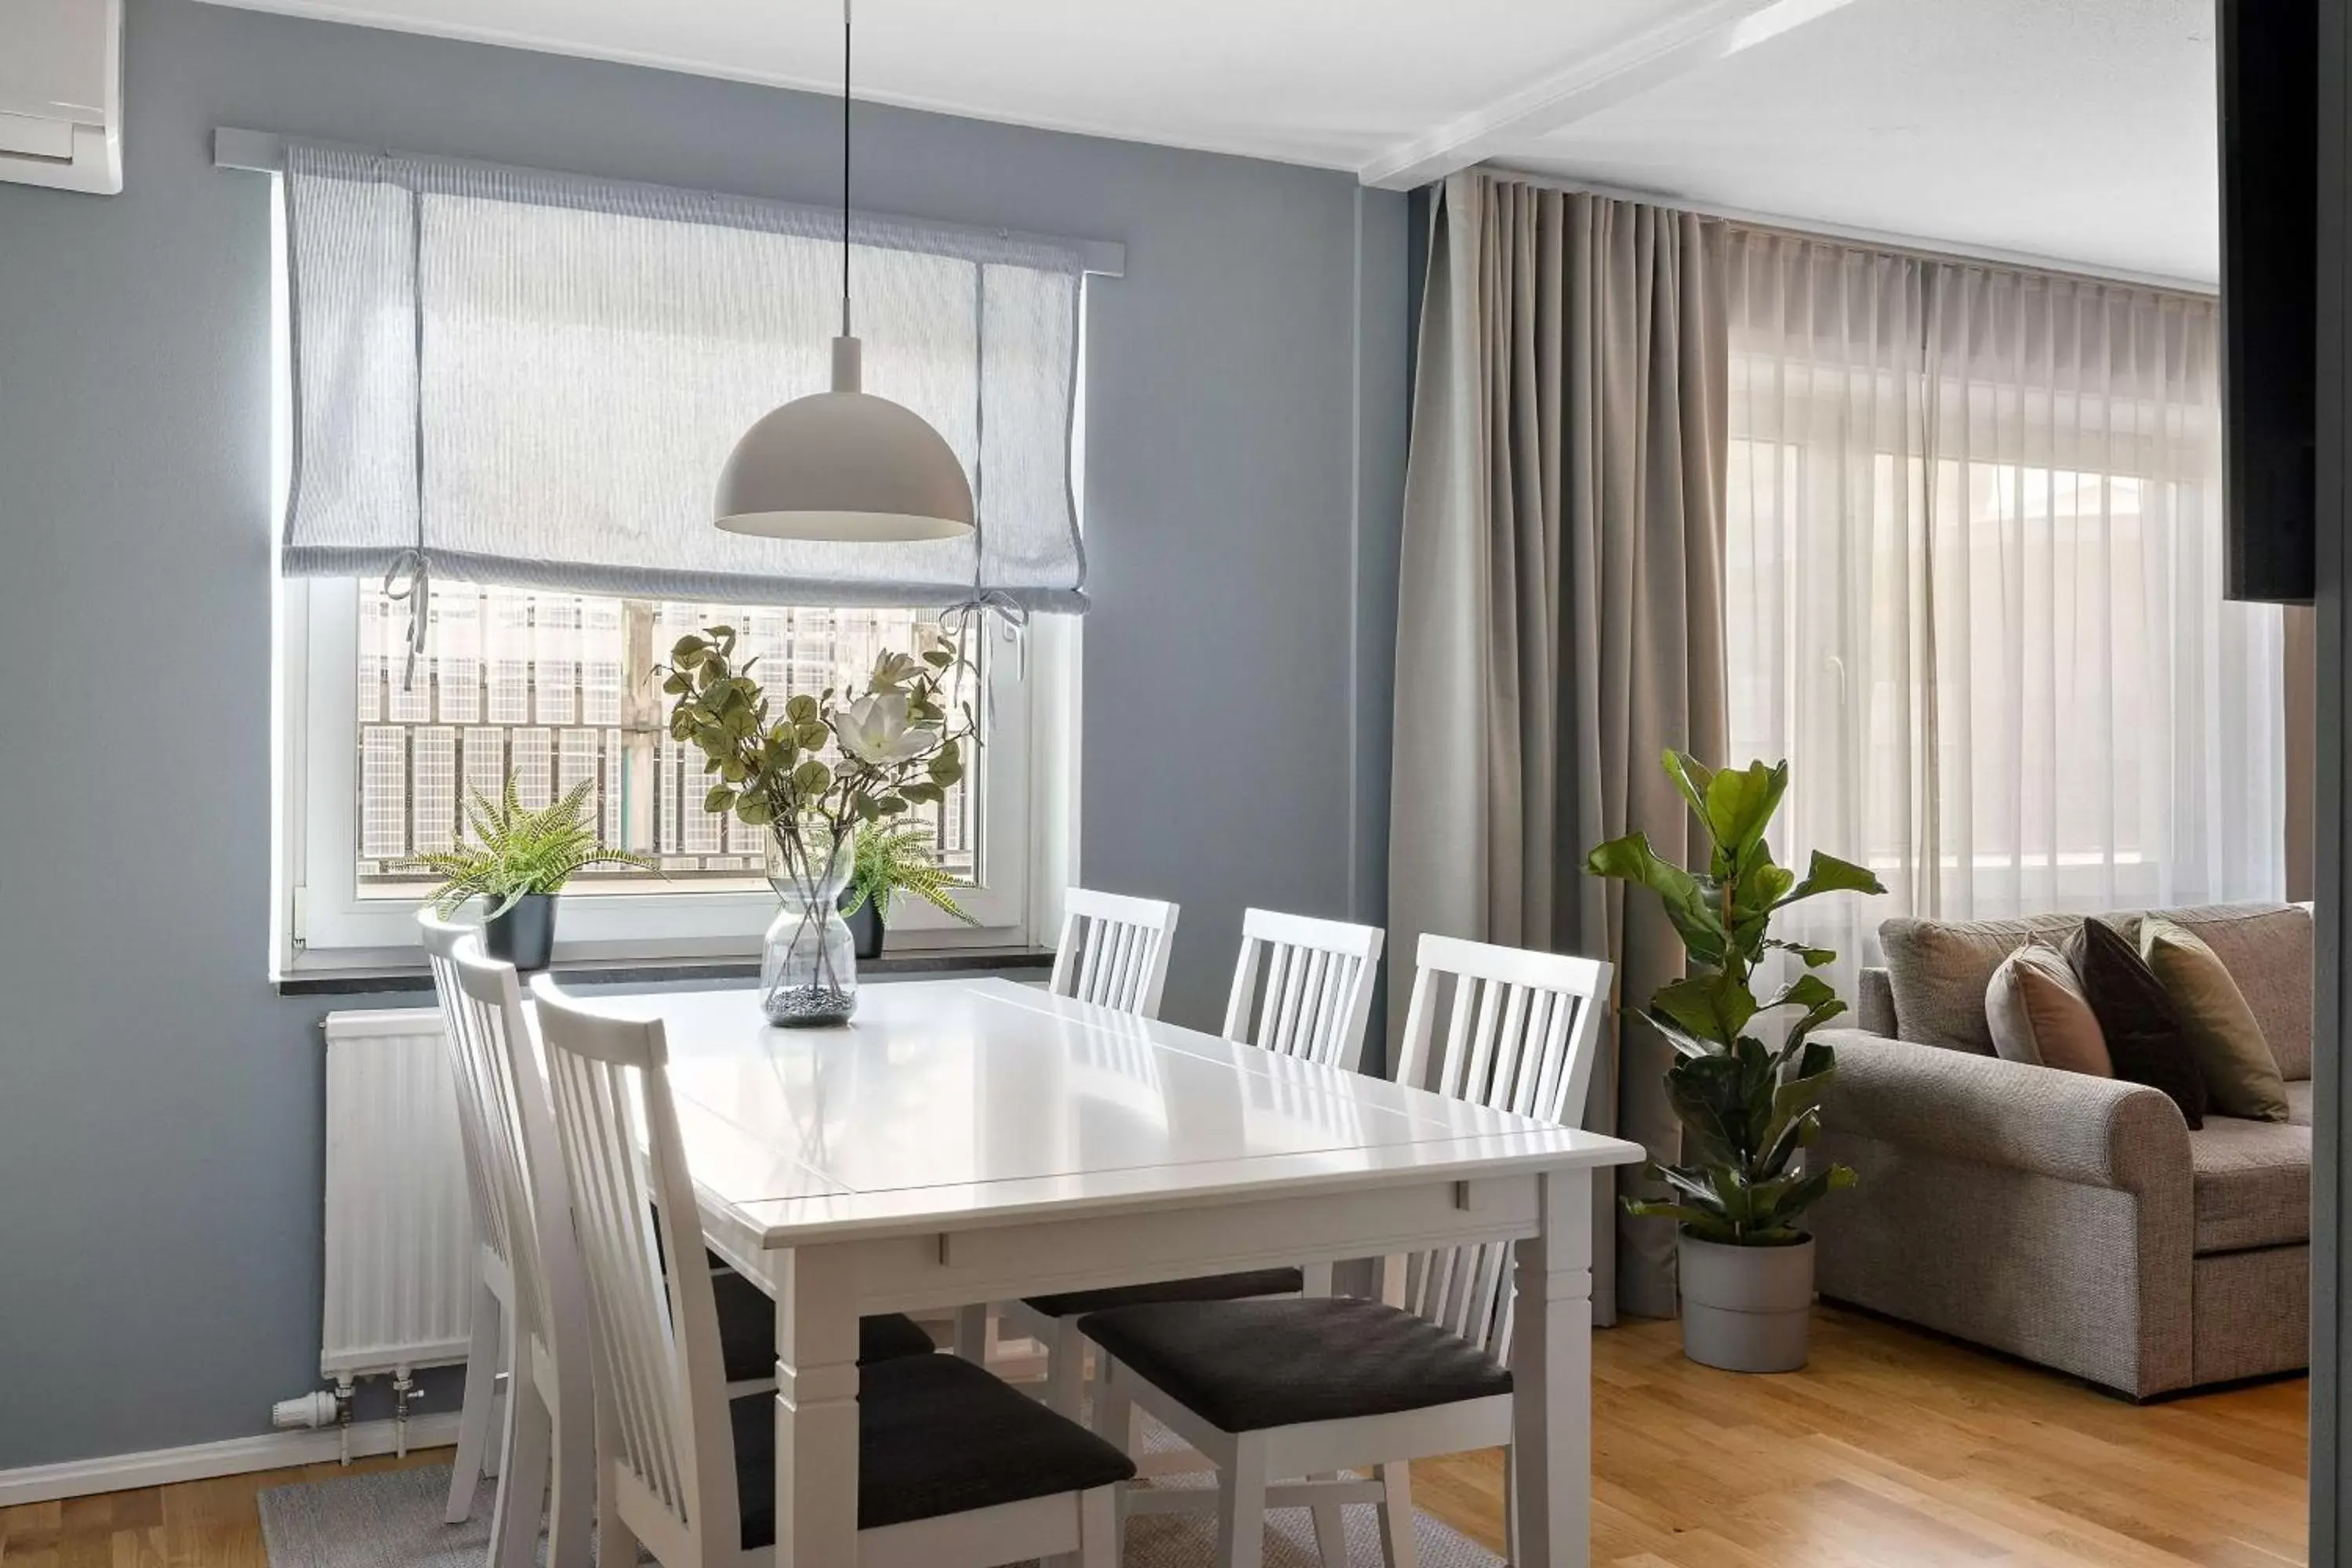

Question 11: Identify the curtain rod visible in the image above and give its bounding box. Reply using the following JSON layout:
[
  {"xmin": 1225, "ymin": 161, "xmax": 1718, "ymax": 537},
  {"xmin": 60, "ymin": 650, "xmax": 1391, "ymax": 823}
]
[
  {"xmin": 212, "ymin": 126, "xmax": 1128, "ymax": 278},
  {"xmin": 1475, "ymin": 165, "xmax": 2217, "ymax": 300}
]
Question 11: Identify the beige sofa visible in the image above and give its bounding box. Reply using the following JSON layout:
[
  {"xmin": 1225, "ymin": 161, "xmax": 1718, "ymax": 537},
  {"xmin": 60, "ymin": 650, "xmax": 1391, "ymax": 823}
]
[{"xmin": 1813, "ymin": 902, "xmax": 2311, "ymax": 1399}]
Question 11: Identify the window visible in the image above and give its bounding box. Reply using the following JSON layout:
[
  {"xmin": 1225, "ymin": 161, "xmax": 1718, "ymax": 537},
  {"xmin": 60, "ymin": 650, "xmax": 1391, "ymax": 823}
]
[
  {"xmin": 1728, "ymin": 437, "xmax": 2190, "ymax": 909},
  {"xmin": 346, "ymin": 586, "xmax": 975, "ymax": 895},
  {"xmin": 1722, "ymin": 231, "xmax": 2285, "ymax": 993},
  {"xmin": 281, "ymin": 575, "xmax": 1057, "ymax": 965},
  {"xmin": 263, "ymin": 151, "xmax": 1094, "ymax": 971}
]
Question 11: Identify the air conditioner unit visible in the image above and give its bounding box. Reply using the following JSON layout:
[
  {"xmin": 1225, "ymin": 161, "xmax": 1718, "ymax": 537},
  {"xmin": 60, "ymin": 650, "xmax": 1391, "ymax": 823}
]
[{"xmin": 0, "ymin": 0, "xmax": 122, "ymax": 195}]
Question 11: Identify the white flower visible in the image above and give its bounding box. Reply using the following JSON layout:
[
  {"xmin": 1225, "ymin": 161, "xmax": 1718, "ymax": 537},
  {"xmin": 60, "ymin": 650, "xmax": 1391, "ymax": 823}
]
[{"xmin": 836, "ymin": 692, "xmax": 931, "ymax": 767}]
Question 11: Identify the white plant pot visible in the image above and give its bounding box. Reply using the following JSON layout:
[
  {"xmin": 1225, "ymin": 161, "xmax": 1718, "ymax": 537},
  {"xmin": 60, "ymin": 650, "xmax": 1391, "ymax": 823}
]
[{"xmin": 1676, "ymin": 1232, "xmax": 1816, "ymax": 1373}]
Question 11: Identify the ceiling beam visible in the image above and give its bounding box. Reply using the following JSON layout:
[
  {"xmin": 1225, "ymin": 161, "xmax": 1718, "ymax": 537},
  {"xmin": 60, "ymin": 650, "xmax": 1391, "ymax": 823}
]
[{"xmin": 1356, "ymin": 0, "xmax": 1865, "ymax": 191}]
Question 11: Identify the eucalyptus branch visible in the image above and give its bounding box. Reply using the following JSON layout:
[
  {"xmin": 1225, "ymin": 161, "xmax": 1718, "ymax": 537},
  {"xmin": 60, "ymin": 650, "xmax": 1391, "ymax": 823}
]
[{"xmin": 660, "ymin": 621, "xmax": 978, "ymax": 894}]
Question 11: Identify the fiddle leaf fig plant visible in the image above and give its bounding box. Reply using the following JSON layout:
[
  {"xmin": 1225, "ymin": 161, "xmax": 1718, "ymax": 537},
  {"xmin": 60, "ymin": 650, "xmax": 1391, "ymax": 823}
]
[{"xmin": 1585, "ymin": 753, "xmax": 1887, "ymax": 1247}]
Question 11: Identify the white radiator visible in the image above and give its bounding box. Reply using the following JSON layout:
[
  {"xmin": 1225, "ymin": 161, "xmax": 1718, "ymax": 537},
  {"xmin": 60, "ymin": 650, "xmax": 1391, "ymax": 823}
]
[{"xmin": 319, "ymin": 1008, "xmax": 476, "ymax": 1380}]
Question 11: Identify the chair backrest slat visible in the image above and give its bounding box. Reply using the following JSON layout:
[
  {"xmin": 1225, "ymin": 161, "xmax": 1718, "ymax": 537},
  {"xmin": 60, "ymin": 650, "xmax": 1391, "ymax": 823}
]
[
  {"xmin": 1106, "ymin": 923, "xmax": 1139, "ymax": 1005},
  {"xmin": 1461, "ymin": 978, "xmax": 1507, "ymax": 1104},
  {"xmin": 1258, "ymin": 943, "xmax": 1294, "ymax": 1050},
  {"xmin": 1388, "ymin": 933, "xmax": 1611, "ymax": 1362},
  {"xmin": 1219, "ymin": 908, "xmax": 1385, "ymax": 1072},
  {"xmin": 532, "ymin": 976, "xmax": 740, "ymax": 1562},
  {"xmin": 1051, "ymin": 887, "xmax": 1181, "ymax": 1018}
]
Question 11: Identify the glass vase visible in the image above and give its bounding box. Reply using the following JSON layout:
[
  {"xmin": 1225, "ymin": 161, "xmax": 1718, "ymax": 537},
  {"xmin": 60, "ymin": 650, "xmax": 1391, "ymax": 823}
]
[{"xmin": 760, "ymin": 823, "xmax": 859, "ymax": 1027}]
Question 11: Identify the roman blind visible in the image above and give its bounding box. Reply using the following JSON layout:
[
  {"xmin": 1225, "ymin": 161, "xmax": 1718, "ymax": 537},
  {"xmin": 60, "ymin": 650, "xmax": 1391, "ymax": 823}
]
[{"xmin": 279, "ymin": 141, "xmax": 1088, "ymax": 615}]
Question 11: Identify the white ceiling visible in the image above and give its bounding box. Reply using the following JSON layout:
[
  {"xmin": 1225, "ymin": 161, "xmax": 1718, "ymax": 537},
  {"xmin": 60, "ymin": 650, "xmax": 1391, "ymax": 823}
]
[
  {"xmin": 191, "ymin": 0, "xmax": 2223, "ymax": 284},
  {"xmin": 1506, "ymin": 0, "xmax": 2220, "ymax": 285}
]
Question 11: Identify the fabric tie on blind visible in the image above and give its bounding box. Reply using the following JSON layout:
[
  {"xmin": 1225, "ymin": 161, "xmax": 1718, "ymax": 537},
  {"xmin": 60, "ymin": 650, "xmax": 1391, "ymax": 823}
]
[
  {"xmin": 278, "ymin": 142, "xmax": 1089, "ymax": 614},
  {"xmin": 939, "ymin": 586, "xmax": 1032, "ymax": 702},
  {"xmin": 381, "ymin": 546, "xmax": 430, "ymax": 688}
]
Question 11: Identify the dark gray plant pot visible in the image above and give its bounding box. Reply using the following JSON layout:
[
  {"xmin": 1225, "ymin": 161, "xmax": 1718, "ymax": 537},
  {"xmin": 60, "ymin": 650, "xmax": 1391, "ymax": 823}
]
[
  {"xmin": 840, "ymin": 891, "xmax": 885, "ymax": 962},
  {"xmin": 483, "ymin": 892, "xmax": 557, "ymax": 972},
  {"xmin": 1676, "ymin": 1232, "xmax": 1815, "ymax": 1373}
]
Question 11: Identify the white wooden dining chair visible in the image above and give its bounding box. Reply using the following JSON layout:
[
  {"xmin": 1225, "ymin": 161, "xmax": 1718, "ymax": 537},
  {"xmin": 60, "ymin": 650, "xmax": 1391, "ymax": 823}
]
[
  {"xmin": 1049, "ymin": 887, "xmax": 1181, "ymax": 1018},
  {"xmin": 423, "ymin": 924, "xmax": 940, "ymax": 1555},
  {"xmin": 418, "ymin": 911, "xmax": 517, "ymax": 1525},
  {"xmin": 528, "ymin": 975, "xmax": 1134, "ymax": 1568},
  {"xmin": 961, "ymin": 890, "xmax": 1181, "ymax": 1367},
  {"xmin": 1004, "ymin": 908, "xmax": 1387, "ymax": 1425},
  {"xmin": 445, "ymin": 938, "xmax": 599, "ymax": 1568},
  {"xmin": 1220, "ymin": 908, "xmax": 1385, "ymax": 1069},
  {"xmin": 1078, "ymin": 932, "xmax": 1610, "ymax": 1568}
]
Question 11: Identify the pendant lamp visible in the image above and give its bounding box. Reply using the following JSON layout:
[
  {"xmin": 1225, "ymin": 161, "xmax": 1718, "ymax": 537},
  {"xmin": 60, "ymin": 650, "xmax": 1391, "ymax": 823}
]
[{"xmin": 714, "ymin": 0, "xmax": 975, "ymax": 542}]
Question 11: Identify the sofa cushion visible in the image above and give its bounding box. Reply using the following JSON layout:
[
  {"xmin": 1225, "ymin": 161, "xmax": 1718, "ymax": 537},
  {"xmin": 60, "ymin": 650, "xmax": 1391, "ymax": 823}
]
[
  {"xmin": 1985, "ymin": 939, "xmax": 2111, "ymax": 1076},
  {"xmin": 2140, "ymin": 916, "xmax": 2290, "ymax": 1121},
  {"xmin": 2190, "ymin": 1112, "xmax": 2311, "ymax": 1253},
  {"xmin": 2065, "ymin": 918, "xmax": 2208, "ymax": 1129},
  {"xmin": 2154, "ymin": 904, "xmax": 2312, "ymax": 1081},
  {"xmin": 1878, "ymin": 902, "xmax": 2311, "ymax": 1076},
  {"xmin": 1882, "ymin": 913, "xmax": 2081, "ymax": 1054}
]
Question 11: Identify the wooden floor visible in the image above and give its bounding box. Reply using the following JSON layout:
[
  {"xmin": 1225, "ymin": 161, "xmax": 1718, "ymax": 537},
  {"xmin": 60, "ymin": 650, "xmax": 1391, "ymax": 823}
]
[
  {"xmin": 0, "ymin": 1448, "xmax": 441, "ymax": 1568},
  {"xmin": 1423, "ymin": 1307, "xmax": 2308, "ymax": 1567},
  {"xmin": 0, "ymin": 1306, "xmax": 2307, "ymax": 1568}
]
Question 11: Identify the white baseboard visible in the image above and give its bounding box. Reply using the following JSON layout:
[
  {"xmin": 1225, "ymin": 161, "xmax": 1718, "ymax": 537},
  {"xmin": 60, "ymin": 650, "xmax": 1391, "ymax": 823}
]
[{"xmin": 0, "ymin": 1411, "xmax": 463, "ymax": 1508}]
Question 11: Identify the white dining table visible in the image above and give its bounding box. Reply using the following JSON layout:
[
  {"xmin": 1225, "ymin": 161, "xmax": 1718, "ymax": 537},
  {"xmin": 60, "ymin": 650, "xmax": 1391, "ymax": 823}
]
[{"xmin": 597, "ymin": 975, "xmax": 1644, "ymax": 1567}]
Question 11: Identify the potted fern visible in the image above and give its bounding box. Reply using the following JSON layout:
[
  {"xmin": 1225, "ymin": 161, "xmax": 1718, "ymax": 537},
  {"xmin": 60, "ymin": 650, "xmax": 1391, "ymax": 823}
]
[
  {"xmin": 1584, "ymin": 753, "xmax": 1885, "ymax": 1372},
  {"xmin": 410, "ymin": 774, "xmax": 652, "ymax": 971},
  {"xmin": 839, "ymin": 819, "xmax": 978, "ymax": 960}
]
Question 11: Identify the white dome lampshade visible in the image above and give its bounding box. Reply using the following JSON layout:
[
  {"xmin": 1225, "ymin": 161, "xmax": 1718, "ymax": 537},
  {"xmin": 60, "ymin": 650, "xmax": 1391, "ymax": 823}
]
[{"xmin": 714, "ymin": 336, "xmax": 975, "ymax": 542}]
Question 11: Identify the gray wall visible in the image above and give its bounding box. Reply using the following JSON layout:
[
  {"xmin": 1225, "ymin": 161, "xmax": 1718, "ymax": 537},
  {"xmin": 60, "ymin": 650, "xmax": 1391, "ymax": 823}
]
[{"xmin": 0, "ymin": 0, "xmax": 1408, "ymax": 1468}]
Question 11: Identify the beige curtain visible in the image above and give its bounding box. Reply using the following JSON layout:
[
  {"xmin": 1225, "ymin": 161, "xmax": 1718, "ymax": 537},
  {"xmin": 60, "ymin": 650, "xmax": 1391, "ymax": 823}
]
[{"xmin": 1389, "ymin": 171, "xmax": 1728, "ymax": 1321}]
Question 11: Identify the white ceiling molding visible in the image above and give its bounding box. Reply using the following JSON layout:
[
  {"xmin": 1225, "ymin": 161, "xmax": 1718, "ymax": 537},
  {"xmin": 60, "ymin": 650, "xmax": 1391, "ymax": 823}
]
[{"xmin": 1355, "ymin": 0, "xmax": 1864, "ymax": 191}]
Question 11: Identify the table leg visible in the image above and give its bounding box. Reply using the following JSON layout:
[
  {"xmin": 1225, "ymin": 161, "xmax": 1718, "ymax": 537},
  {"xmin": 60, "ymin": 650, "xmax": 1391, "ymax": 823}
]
[
  {"xmin": 1510, "ymin": 1166, "xmax": 1594, "ymax": 1567},
  {"xmin": 775, "ymin": 1243, "xmax": 861, "ymax": 1568},
  {"xmin": 953, "ymin": 1303, "xmax": 989, "ymax": 1363}
]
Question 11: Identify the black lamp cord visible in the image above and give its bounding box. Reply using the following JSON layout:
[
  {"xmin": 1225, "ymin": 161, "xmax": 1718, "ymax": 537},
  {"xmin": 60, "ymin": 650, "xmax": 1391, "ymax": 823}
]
[{"xmin": 840, "ymin": 0, "xmax": 852, "ymax": 339}]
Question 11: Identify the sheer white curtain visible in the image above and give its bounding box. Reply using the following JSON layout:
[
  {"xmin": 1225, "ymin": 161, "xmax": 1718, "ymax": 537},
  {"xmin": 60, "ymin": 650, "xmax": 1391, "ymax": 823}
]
[{"xmin": 1726, "ymin": 230, "xmax": 2285, "ymax": 995}]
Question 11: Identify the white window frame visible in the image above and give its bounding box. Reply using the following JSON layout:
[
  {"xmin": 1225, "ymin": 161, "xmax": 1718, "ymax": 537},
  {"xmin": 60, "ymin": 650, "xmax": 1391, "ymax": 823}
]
[{"xmin": 275, "ymin": 579, "xmax": 1067, "ymax": 972}]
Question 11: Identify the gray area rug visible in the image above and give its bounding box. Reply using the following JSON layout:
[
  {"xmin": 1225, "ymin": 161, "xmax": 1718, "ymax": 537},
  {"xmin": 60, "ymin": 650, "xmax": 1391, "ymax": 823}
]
[{"xmin": 259, "ymin": 1456, "xmax": 1503, "ymax": 1568}]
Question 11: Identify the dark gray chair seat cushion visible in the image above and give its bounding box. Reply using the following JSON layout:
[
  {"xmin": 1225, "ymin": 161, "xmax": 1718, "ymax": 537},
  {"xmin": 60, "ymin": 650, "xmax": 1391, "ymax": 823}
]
[
  {"xmin": 731, "ymin": 1351, "xmax": 1137, "ymax": 1541},
  {"xmin": 854, "ymin": 1311, "xmax": 941, "ymax": 1365},
  {"xmin": 1078, "ymin": 1296, "xmax": 1511, "ymax": 1434},
  {"xmin": 1023, "ymin": 1265, "xmax": 1303, "ymax": 1319},
  {"xmin": 713, "ymin": 1271, "xmax": 935, "ymax": 1381}
]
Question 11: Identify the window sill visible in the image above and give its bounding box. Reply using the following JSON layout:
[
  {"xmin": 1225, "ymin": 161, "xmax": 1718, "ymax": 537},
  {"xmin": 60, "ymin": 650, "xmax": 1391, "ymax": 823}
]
[{"xmin": 274, "ymin": 946, "xmax": 1056, "ymax": 998}]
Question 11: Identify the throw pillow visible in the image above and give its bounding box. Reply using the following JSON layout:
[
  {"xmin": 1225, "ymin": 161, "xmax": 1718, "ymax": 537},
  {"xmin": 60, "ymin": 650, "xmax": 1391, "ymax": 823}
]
[
  {"xmin": 2063, "ymin": 916, "xmax": 2209, "ymax": 1128},
  {"xmin": 2139, "ymin": 916, "xmax": 2291, "ymax": 1122},
  {"xmin": 1984, "ymin": 939, "xmax": 2111, "ymax": 1076}
]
